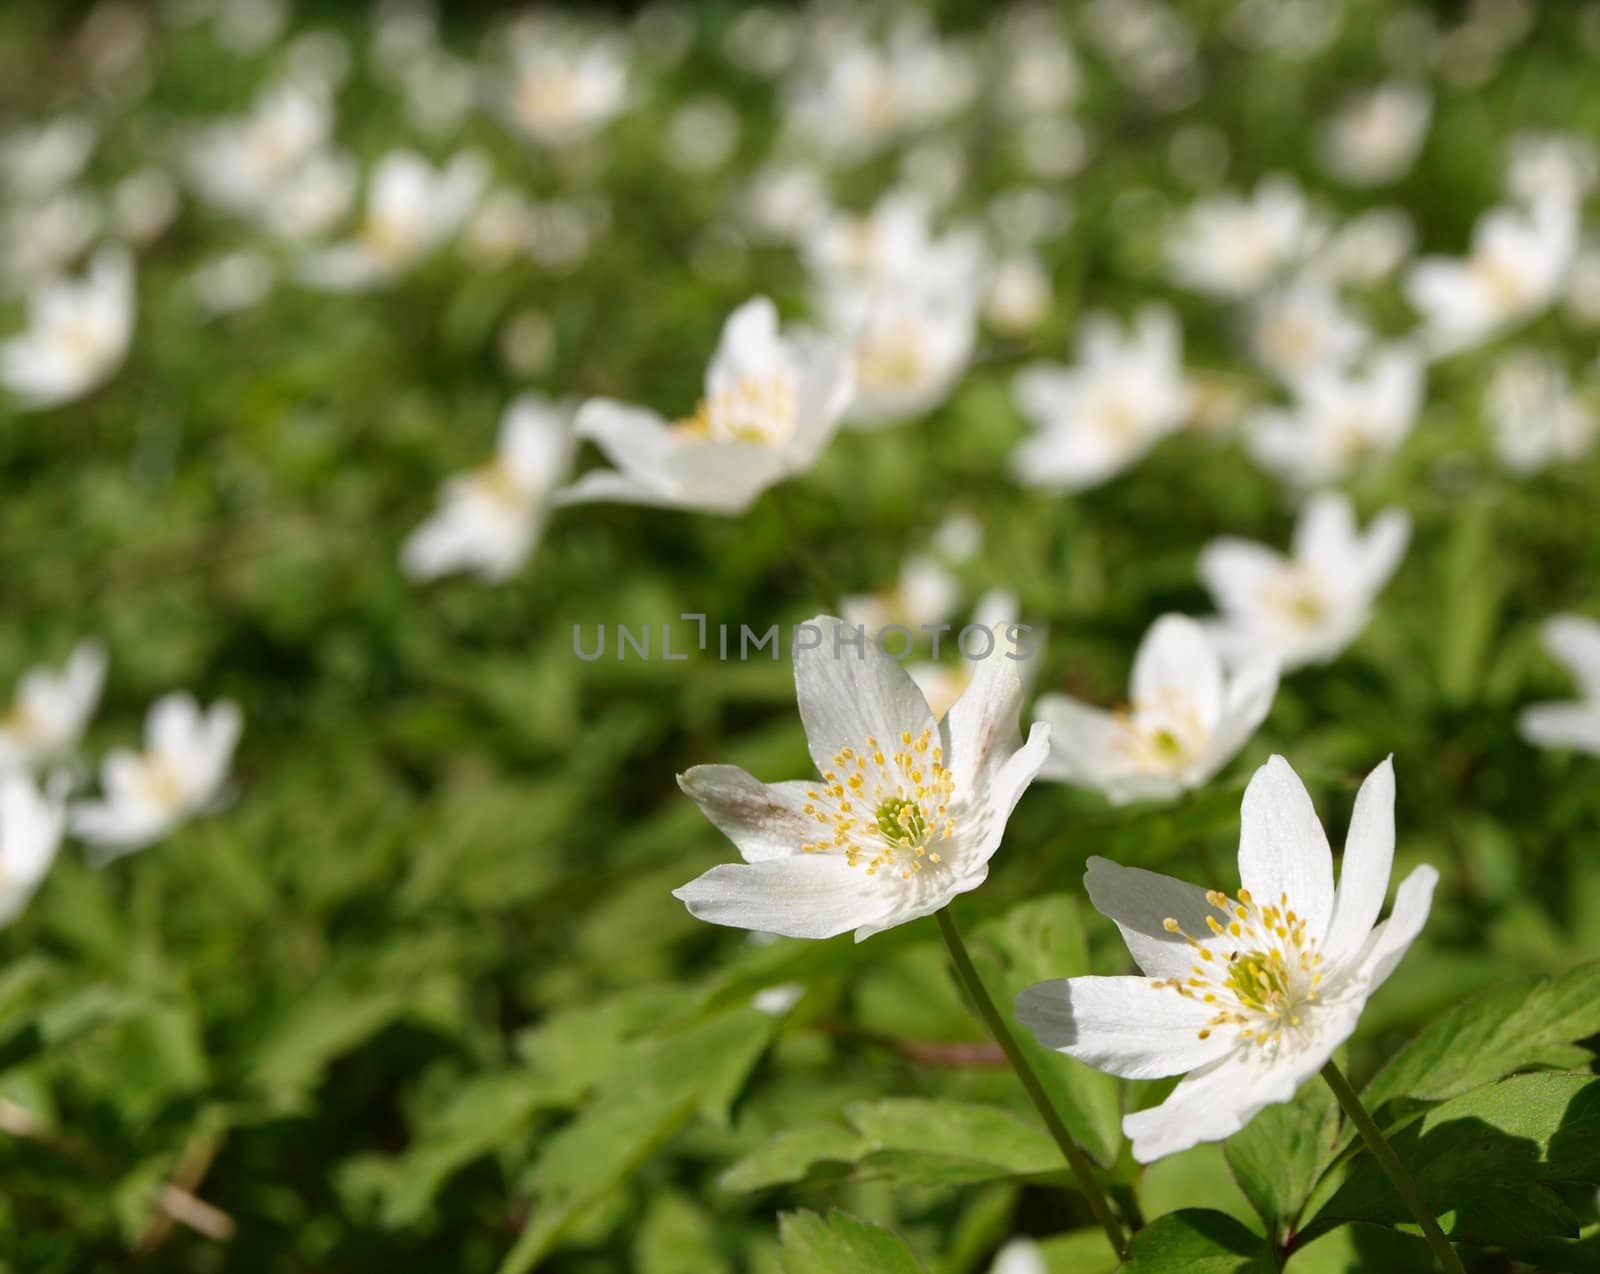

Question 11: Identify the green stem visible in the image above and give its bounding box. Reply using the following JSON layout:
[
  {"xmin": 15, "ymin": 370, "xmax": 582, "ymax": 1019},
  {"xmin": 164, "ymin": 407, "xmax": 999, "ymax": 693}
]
[
  {"xmin": 1320, "ymin": 1060, "xmax": 1466, "ymax": 1274},
  {"xmin": 935, "ymin": 908, "xmax": 1129, "ymax": 1260},
  {"xmin": 770, "ymin": 486, "xmax": 844, "ymax": 617}
]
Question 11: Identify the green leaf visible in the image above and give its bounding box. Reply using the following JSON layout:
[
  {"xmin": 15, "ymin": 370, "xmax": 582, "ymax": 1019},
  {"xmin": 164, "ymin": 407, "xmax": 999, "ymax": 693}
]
[
  {"xmin": 720, "ymin": 1098, "xmax": 1065, "ymax": 1193},
  {"xmin": 1117, "ymin": 1209, "xmax": 1274, "ymax": 1272},
  {"xmin": 776, "ymin": 1209, "xmax": 926, "ymax": 1274},
  {"xmin": 1310, "ymin": 1073, "xmax": 1600, "ymax": 1253},
  {"xmin": 972, "ymin": 895, "xmax": 1124, "ymax": 1164},
  {"xmin": 719, "ymin": 1123, "xmax": 864, "ymax": 1193},
  {"xmin": 1361, "ymin": 960, "xmax": 1600, "ymax": 1116},
  {"xmin": 337, "ymin": 1070, "xmax": 579, "ymax": 1228},
  {"xmin": 0, "ymin": 982, "xmax": 152, "ymax": 1075},
  {"xmin": 1223, "ymin": 1071, "xmax": 1340, "ymax": 1231},
  {"xmin": 498, "ymin": 1008, "xmax": 775, "ymax": 1273}
]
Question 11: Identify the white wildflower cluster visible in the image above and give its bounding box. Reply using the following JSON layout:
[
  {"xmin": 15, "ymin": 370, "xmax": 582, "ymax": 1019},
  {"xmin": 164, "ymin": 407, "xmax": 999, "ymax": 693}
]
[
  {"xmin": 0, "ymin": 641, "xmax": 239, "ymax": 927},
  {"xmin": 4, "ymin": 2, "xmax": 1598, "ymax": 1263}
]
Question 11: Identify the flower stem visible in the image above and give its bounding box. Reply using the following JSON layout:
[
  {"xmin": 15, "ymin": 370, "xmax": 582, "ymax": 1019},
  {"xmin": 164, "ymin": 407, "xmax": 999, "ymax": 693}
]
[
  {"xmin": 1320, "ymin": 1060, "xmax": 1466, "ymax": 1274},
  {"xmin": 770, "ymin": 486, "xmax": 844, "ymax": 617},
  {"xmin": 935, "ymin": 908, "xmax": 1129, "ymax": 1260}
]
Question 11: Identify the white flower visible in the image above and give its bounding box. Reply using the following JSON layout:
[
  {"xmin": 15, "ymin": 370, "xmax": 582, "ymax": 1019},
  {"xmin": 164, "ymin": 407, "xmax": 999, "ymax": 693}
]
[
  {"xmin": 989, "ymin": 1236, "xmax": 1048, "ymax": 1274},
  {"xmin": 1249, "ymin": 279, "xmax": 1370, "ymax": 387},
  {"xmin": 462, "ymin": 188, "xmax": 536, "ymax": 268},
  {"xmin": 1505, "ymin": 132, "xmax": 1597, "ymax": 209},
  {"xmin": 0, "ymin": 772, "xmax": 66, "ymax": 928},
  {"xmin": 1248, "ymin": 346, "xmax": 1424, "ymax": 487},
  {"xmin": 1034, "ymin": 615, "xmax": 1278, "ymax": 805},
  {"xmin": 185, "ymin": 81, "xmax": 333, "ymax": 219},
  {"xmin": 501, "ymin": 26, "xmax": 628, "ymax": 147},
  {"xmin": 1319, "ymin": 82, "xmax": 1431, "ymax": 187},
  {"xmin": 1016, "ymin": 755, "xmax": 1437, "ymax": 1162},
  {"xmin": 1405, "ymin": 200, "xmax": 1577, "ymax": 354},
  {"xmin": 555, "ymin": 298, "xmax": 852, "ymax": 516},
  {"xmin": 985, "ymin": 253, "xmax": 1053, "ymax": 335},
  {"xmin": 804, "ymin": 194, "xmax": 983, "ymax": 303},
  {"xmin": 0, "ymin": 247, "xmax": 135, "ymax": 409},
  {"xmin": 999, "ymin": 9, "xmax": 1081, "ymax": 115},
  {"xmin": 785, "ymin": 20, "xmax": 976, "ymax": 162},
  {"xmin": 834, "ymin": 287, "xmax": 979, "ymax": 428},
  {"xmin": 1011, "ymin": 305, "xmax": 1192, "ymax": 491},
  {"xmin": 909, "ymin": 591, "xmax": 1029, "ymax": 723},
  {"xmin": 665, "ymin": 98, "xmax": 741, "ymax": 175},
  {"xmin": 1199, "ymin": 493, "xmax": 1410, "ymax": 672},
  {"xmin": 1, "ymin": 190, "xmax": 102, "ymax": 295},
  {"xmin": 187, "ymin": 251, "xmax": 275, "ymax": 316},
  {"xmin": 1308, "ymin": 207, "xmax": 1414, "ymax": 288},
  {"xmin": 260, "ymin": 150, "xmax": 357, "ymax": 242},
  {"xmin": 70, "ymin": 694, "xmax": 242, "ymax": 860},
  {"xmin": 298, "ymin": 150, "xmax": 487, "ymax": 292},
  {"xmin": 1519, "ymin": 615, "xmax": 1600, "ymax": 755},
  {"xmin": 673, "ymin": 615, "xmax": 1049, "ymax": 941},
  {"xmin": 1569, "ymin": 243, "xmax": 1600, "ymax": 328},
  {"xmin": 402, "ymin": 396, "xmax": 573, "ymax": 583},
  {"xmin": 1484, "ymin": 351, "xmax": 1597, "ymax": 475},
  {"xmin": 803, "ymin": 195, "xmax": 983, "ymax": 428},
  {"xmin": 843, "ymin": 555, "xmax": 962, "ymax": 636},
  {"xmin": 931, "ymin": 511, "xmax": 983, "ymax": 564},
  {"xmin": 0, "ymin": 641, "xmax": 106, "ymax": 774},
  {"xmin": 1167, "ymin": 177, "xmax": 1322, "ymax": 299},
  {"xmin": 399, "ymin": 51, "xmax": 478, "ymax": 142},
  {"xmin": 741, "ymin": 163, "xmax": 830, "ymax": 242},
  {"xmin": 1, "ymin": 115, "xmax": 96, "ymax": 201}
]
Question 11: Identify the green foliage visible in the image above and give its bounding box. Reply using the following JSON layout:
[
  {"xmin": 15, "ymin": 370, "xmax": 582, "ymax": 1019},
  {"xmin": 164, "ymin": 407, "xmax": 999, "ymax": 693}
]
[
  {"xmin": 776, "ymin": 1209, "xmax": 927, "ymax": 1274},
  {"xmin": 1, "ymin": 0, "xmax": 1599, "ymax": 1270},
  {"xmin": 723, "ymin": 1098, "xmax": 1064, "ymax": 1192},
  {"xmin": 1117, "ymin": 1210, "xmax": 1274, "ymax": 1273},
  {"xmin": 1310, "ymin": 1074, "xmax": 1600, "ymax": 1262}
]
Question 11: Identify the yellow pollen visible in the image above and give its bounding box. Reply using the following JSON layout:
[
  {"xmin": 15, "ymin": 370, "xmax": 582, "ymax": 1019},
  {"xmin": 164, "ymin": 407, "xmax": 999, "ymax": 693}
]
[
  {"xmin": 799, "ymin": 727, "xmax": 956, "ymax": 876},
  {"xmin": 672, "ymin": 372, "xmax": 798, "ymax": 448},
  {"xmin": 1159, "ymin": 884, "xmax": 1324, "ymax": 1049}
]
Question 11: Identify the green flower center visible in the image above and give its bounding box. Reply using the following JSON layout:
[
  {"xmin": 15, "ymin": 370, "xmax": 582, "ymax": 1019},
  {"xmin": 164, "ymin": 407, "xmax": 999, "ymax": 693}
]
[
  {"xmin": 1223, "ymin": 949, "xmax": 1292, "ymax": 1015},
  {"xmin": 875, "ymin": 796, "xmax": 928, "ymax": 847}
]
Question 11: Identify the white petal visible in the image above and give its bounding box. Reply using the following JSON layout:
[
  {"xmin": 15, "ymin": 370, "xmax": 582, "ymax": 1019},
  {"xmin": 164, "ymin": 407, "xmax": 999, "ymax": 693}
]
[
  {"xmin": 1131, "ymin": 614, "xmax": 1223, "ymax": 728},
  {"xmin": 658, "ymin": 443, "xmax": 787, "ymax": 514},
  {"xmin": 147, "ymin": 693, "xmax": 201, "ymax": 762},
  {"xmin": 572, "ymin": 399, "xmax": 675, "ymax": 471},
  {"xmin": 1123, "ymin": 1054, "xmax": 1270, "ymax": 1162},
  {"xmin": 1198, "ymin": 540, "xmax": 1284, "ymax": 616},
  {"xmin": 706, "ymin": 296, "xmax": 785, "ymax": 397},
  {"xmin": 1237, "ymin": 756, "xmax": 1334, "ymax": 940},
  {"xmin": 499, "ymin": 396, "xmax": 571, "ymax": 490},
  {"xmin": 1197, "ymin": 654, "xmax": 1279, "ymax": 781},
  {"xmin": 552, "ymin": 468, "xmax": 684, "ymax": 510},
  {"xmin": 1083, "ymin": 856, "xmax": 1226, "ymax": 979},
  {"xmin": 1351, "ymin": 509, "xmax": 1410, "ymax": 599},
  {"xmin": 1321, "ymin": 756, "xmax": 1396, "ymax": 966},
  {"xmin": 958, "ymin": 720, "xmax": 1050, "ymax": 874},
  {"xmin": 1124, "ymin": 995, "xmax": 1365, "ymax": 1163},
  {"xmin": 1518, "ymin": 702, "xmax": 1600, "ymax": 754},
  {"xmin": 793, "ymin": 615, "xmax": 938, "ymax": 779},
  {"xmin": 678, "ymin": 766, "xmax": 819, "ymax": 863},
  {"xmin": 1032, "ymin": 695, "xmax": 1119, "ymax": 785},
  {"xmin": 1014, "ymin": 975, "xmax": 1233, "ymax": 1079},
  {"xmin": 671, "ymin": 854, "xmax": 885, "ymax": 939},
  {"xmin": 786, "ymin": 336, "xmax": 853, "ymax": 466},
  {"xmin": 1542, "ymin": 614, "xmax": 1600, "ymax": 701},
  {"xmin": 1292, "ymin": 492, "xmax": 1358, "ymax": 569},
  {"xmin": 942, "ymin": 628, "xmax": 1030, "ymax": 794},
  {"xmin": 1356, "ymin": 864, "xmax": 1437, "ymax": 991}
]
